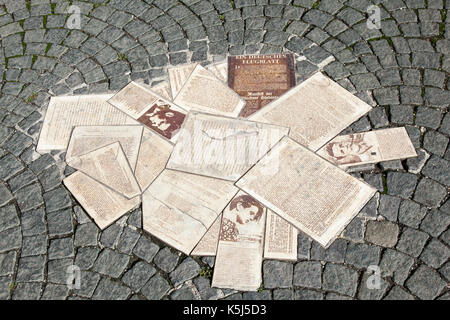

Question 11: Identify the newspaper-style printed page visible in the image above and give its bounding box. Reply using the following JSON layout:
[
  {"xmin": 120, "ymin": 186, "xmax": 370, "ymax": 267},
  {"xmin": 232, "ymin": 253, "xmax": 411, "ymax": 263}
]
[
  {"xmin": 174, "ymin": 64, "xmax": 246, "ymax": 117},
  {"xmin": 36, "ymin": 95, "xmax": 136, "ymax": 152},
  {"xmin": 142, "ymin": 170, "xmax": 238, "ymax": 255},
  {"xmin": 228, "ymin": 54, "xmax": 296, "ymax": 118},
  {"xmin": 108, "ymin": 82, "xmax": 160, "ymax": 118},
  {"xmin": 316, "ymin": 127, "xmax": 417, "ymax": 168},
  {"xmin": 66, "ymin": 125, "xmax": 143, "ymax": 170},
  {"xmin": 108, "ymin": 81, "xmax": 187, "ymax": 143},
  {"xmin": 191, "ymin": 214, "xmax": 222, "ymax": 256},
  {"xmin": 151, "ymin": 81, "xmax": 172, "ymax": 101},
  {"xmin": 264, "ymin": 209, "xmax": 298, "ymax": 261},
  {"xmin": 236, "ymin": 136, "xmax": 376, "ymax": 248},
  {"xmin": 212, "ymin": 191, "xmax": 266, "ymax": 291},
  {"xmin": 206, "ymin": 61, "xmax": 228, "ymax": 83},
  {"xmin": 68, "ymin": 142, "xmax": 141, "ymax": 199},
  {"xmin": 134, "ymin": 128, "xmax": 173, "ymax": 191},
  {"xmin": 249, "ymin": 72, "xmax": 373, "ymax": 151},
  {"xmin": 167, "ymin": 112, "xmax": 289, "ymax": 181},
  {"xmin": 168, "ymin": 63, "xmax": 197, "ymax": 99},
  {"xmin": 64, "ymin": 172, "xmax": 141, "ymax": 230}
]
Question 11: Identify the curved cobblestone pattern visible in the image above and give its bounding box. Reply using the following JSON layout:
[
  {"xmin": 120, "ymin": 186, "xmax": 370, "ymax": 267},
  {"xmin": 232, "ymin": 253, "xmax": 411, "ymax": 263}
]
[{"xmin": 0, "ymin": 0, "xmax": 449, "ymax": 300}]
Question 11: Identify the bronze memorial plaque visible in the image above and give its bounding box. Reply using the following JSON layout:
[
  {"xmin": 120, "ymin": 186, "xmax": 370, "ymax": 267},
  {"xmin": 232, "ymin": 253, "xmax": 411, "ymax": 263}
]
[{"xmin": 228, "ymin": 54, "xmax": 296, "ymax": 118}]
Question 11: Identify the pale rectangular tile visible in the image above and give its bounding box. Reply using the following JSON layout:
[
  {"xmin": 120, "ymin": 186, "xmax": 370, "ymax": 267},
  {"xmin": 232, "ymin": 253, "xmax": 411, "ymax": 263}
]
[
  {"xmin": 142, "ymin": 170, "xmax": 238, "ymax": 255},
  {"xmin": 191, "ymin": 213, "xmax": 222, "ymax": 257},
  {"xmin": 168, "ymin": 63, "xmax": 197, "ymax": 99},
  {"xmin": 166, "ymin": 112, "xmax": 289, "ymax": 181},
  {"xmin": 316, "ymin": 127, "xmax": 417, "ymax": 169},
  {"xmin": 67, "ymin": 142, "xmax": 141, "ymax": 199},
  {"xmin": 249, "ymin": 72, "xmax": 373, "ymax": 151},
  {"xmin": 66, "ymin": 125, "xmax": 143, "ymax": 170},
  {"xmin": 236, "ymin": 136, "xmax": 376, "ymax": 248},
  {"xmin": 108, "ymin": 81, "xmax": 187, "ymax": 143},
  {"xmin": 264, "ymin": 209, "xmax": 298, "ymax": 261},
  {"xmin": 174, "ymin": 64, "xmax": 245, "ymax": 117},
  {"xmin": 64, "ymin": 172, "xmax": 140, "ymax": 230},
  {"xmin": 135, "ymin": 128, "xmax": 173, "ymax": 191},
  {"xmin": 37, "ymin": 94, "xmax": 136, "ymax": 152},
  {"xmin": 212, "ymin": 191, "xmax": 266, "ymax": 292}
]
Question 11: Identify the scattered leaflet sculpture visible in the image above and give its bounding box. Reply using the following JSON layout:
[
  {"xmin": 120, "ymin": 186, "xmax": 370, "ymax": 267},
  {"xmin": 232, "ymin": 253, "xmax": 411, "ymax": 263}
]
[{"xmin": 36, "ymin": 54, "xmax": 417, "ymax": 292}]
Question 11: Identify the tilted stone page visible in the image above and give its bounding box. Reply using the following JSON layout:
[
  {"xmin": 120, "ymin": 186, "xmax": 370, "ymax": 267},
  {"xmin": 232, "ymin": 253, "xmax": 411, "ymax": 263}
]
[
  {"xmin": 64, "ymin": 172, "xmax": 141, "ymax": 230},
  {"xmin": 236, "ymin": 136, "xmax": 377, "ymax": 248},
  {"xmin": 168, "ymin": 63, "xmax": 197, "ymax": 99},
  {"xmin": 36, "ymin": 94, "xmax": 136, "ymax": 152},
  {"xmin": 134, "ymin": 128, "xmax": 173, "ymax": 191},
  {"xmin": 168, "ymin": 63, "xmax": 228, "ymax": 101},
  {"xmin": 316, "ymin": 127, "xmax": 417, "ymax": 169},
  {"xmin": 248, "ymin": 72, "xmax": 373, "ymax": 152},
  {"xmin": 151, "ymin": 81, "xmax": 172, "ymax": 101},
  {"xmin": 142, "ymin": 170, "xmax": 238, "ymax": 255},
  {"xmin": 108, "ymin": 81, "xmax": 187, "ymax": 143},
  {"xmin": 206, "ymin": 61, "xmax": 228, "ymax": 83},
  {"xmin": 167, "ymin": 112, "xmax": 289, "ymax": 181},
  {"xmin": 264, "ymin": 209, "xmax": 298, "ymax": 261},
  {"xmin": 212, "ymin": 191, "xmax": 266, "ymax": 291},
  {"xmin": 173, "ymin": 64, "xmax": 246, "ymax": 117},
  {"xmin": 66, "ymin": 125, "xmax": 143, "ymax": 170},
  {"xmin": 228, "ymin": 54, "xmax": 296, "ymax": 118},
  {"xmin": 67, "ymin": 142, "xmax": 141, "ymax": 199},
  {"xmin": 191, "ymin": 214, "xmax": 222, "ymax": 256}
]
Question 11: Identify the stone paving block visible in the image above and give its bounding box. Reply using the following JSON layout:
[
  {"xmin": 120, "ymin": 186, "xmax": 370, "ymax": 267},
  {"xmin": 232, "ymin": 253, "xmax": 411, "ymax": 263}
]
[
  {"xmin": 406, "ymin": 265, "xmax": 447, "ymax": 300},
  {"xmin": 383, "ymin": 286, "xmax": 415, "ymax": 300},
  {"xmin": 49, "ymin": 237, "xmax": 74, "ymax": 260},
  {"xmin": 345, "ymin": 243, "xmax": 381, "ymax": 269},
  {"xmin": 12, "ymin": 282, "xmax": 42, "ymax": 300},
  {"xmin": 365, "ymin": 221, "xmax": 399, "ymax": 247},
  {"xmin": 0, "ymin": 226, "xmax": 22, "ymax": 254},
  {"xmin": 386, "ymin": 172, "xmax": 418, "ymax": 199},
  {"xmin": 74, "ymin": 247, "xmax": 100, "ymax": 271},
  {"xmin": 420, "ymin": 208, "xmax": 450, "ymax": 237},
  {"xmin": 398, "ymin": 199, "xmax": 428, "ymax": 228},
  {"xmin": 322, "ymin": 263, "xmax": 359, "ymax": 297},
  {"xmin": 93, "ymin": 249, "xmax": 130, "ymax": 278},
  {"xmin": 47, "ymin": 208, "xmax": 73, "ymax": 237},
  {"xmin": 294, "ymin": 289, "xmax": 323, "ymax": 300},
  {"xmin": 21, "ymin": 234, "xmax": 47, "ymax": 257},
  {"xmin": 357, "ymin": 271, "xmax": 390, "ymax": 300},
  {"xmin": 264, "ymin": 260, "xmax": 293, "ymax": 289},
  {"xmin": 310, "ymin": 238, "xmax": 347, "ymax": 263},
  {"xmin": 0, "ymin": 251, "xmax": 16, "ymax": 276},
  {"xmin": 141, "ymin": 274, "xmax": 171, "ymax": 300},
  {"xmin": 170, "ymin": 258, "xmax": 201, "ymax": 287},
  {"xmin": 380, "ymin": 248, "xmax": 414, "ymax": 285},
  {"xmin": 419, "ymin": 239, "xmax": 450, "ymax": 268},
  {"xmin": 193, "ymin": 276, "xmax": 222, "ymax": 300},
  {"xmin": 154, "ymin": 247, "xmax": 180, "ymax": 273},
  {"xmin": 413, "ymin": 178, "xmax": 447, "ymax": 207},
  {"xmin": 16, "ymin": 255, "xmax": 46, "ymax": 282},
  {"xmin": 122, "ymin": 261, "xmax": 156, "ymax": 292},
  {"xmin": 293, "ymin": 261, "xmax": 322, "ymax": 289},
  {"xmin": 243, "ymin": 290, "xmax": 271, "ymax": 300},
  {"xmin": 41, "ymin": 284, "xmax": 69, "ymax": 300},
  {"xmin": 92, "ymin": 277, "xmax": 131, "ymax": 300},
  {"xmin": 396, "ymin": 227, "xmax": 429, "ymax": 257},
  {"xmin": 74, "ymin": 222, "xmax": 99, "ymax": 247}
]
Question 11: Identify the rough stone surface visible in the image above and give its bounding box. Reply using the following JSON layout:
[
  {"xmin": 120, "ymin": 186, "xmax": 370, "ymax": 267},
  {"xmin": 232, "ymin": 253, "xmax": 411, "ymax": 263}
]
[{"xmin": 365, "ymin": 221, "xmax": 399, "ymax": 247}]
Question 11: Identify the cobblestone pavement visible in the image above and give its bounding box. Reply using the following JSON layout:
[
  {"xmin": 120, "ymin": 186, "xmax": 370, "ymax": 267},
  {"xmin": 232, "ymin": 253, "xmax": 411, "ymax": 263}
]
[{"xmin": 0, "ymin": 0, "xmax": 449, "ymax": 301}]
